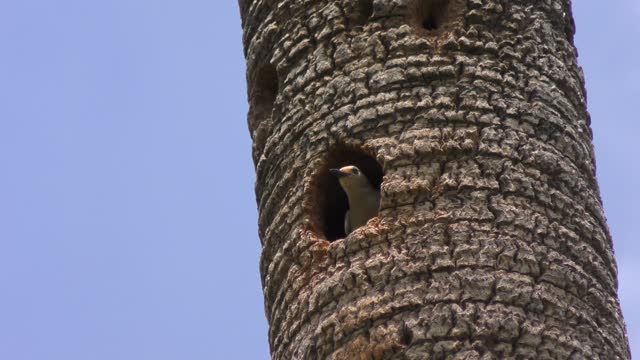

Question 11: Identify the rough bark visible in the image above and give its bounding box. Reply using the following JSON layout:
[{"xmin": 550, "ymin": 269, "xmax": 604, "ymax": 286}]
[{"xmin": 239, "ymin": 0, "xmax": 630, "ymax": 358}]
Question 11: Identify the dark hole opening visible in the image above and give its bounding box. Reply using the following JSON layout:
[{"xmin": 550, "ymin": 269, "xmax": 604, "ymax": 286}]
[
  {"xmin": 412, "ymin": 0, "xmax": 449, "ymax": 32},
  {"xmin": 422, "ymin": 15, "xmax": 438, "ymax": 30},
  {"xmin": 353, "ymin": 0, "xmax": 374, "ymax": 25},
  {"xmin": 248, "ymin": 63, "xmax": 279, "ymax": 163},
  {"xmin": 312, "ymin": 146, "xmax": 383, "ymax": 242},
  {"xmin": 250, "ymin": 64, "xmax": 279, "ymax": 124}
]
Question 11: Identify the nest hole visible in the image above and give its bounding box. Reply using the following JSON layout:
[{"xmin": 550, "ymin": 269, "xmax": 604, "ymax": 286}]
[
  {"xmin": 249, "ymin": 63, "xmax": 279, "ymax": 128},
  {"xmin": 351, "ymin": 0, "xmax": 374, "ymax": 26},
  {"xmin": 311, "ymin": 146, "xmax": 383, "ymax": 242},
  {"xmin": 410, "ymin": 0, "xmax": 451, "ymax": 32}
]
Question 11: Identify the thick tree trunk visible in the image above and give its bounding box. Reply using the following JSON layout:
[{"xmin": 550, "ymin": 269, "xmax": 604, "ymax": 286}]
[{"xmin": 239, "ymin": 0, "xmax": 630, "ymax": 358}]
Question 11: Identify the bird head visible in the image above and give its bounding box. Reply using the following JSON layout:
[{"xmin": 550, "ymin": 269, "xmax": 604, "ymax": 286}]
[{"xmin": 329, "ymin": 165, "xmax": 372, "ymax": 192}]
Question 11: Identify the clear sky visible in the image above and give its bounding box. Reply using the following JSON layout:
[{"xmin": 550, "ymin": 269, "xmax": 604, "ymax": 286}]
[{"xmin": 0, "ymin": 1, "xmax": 637, "ymax": 359}]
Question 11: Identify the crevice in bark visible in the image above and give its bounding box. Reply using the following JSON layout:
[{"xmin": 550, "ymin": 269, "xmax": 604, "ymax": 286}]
[
  {"xmin": 399, "ymin": 322, "xmax": 414, "ymax": 345},
  {"xmin": 310, "ymin": 144, "xmax": 383, "ymax": 242}
]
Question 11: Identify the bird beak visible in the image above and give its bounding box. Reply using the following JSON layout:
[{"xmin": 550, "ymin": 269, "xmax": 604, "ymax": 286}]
[{"xmin": 330, "ymin": 168, "xmax": 349, "ymax": 178}]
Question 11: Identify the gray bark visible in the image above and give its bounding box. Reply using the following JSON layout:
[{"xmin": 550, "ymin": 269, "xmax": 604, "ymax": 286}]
[{"xmin": 238, "ymin": 0, "xmax": 630, "ymax": 358}]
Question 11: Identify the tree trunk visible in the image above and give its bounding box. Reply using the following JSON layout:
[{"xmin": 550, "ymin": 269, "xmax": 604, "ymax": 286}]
[{"xmin": 238, "ymin": 0, "xmax": 630, "ymax": 358}]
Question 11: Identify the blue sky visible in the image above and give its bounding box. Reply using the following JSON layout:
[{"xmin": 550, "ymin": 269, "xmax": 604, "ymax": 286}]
[{"xmin": 0, "ymin": 1, "xmax": 637, "ymax": 359}]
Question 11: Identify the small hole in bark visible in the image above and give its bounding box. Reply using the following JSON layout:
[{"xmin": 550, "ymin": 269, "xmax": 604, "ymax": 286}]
[
  {"xmin": 310, "ymin": 145, "xmax": 383, "ymax": 241},
  {"xmin": 410, "ymin": 0, "xmax": 450, "ymax": 32},
  {"xmin": 352, "ymin": 0, "xmax": 374, "ymax": 25},
  {"xmin": 249, "ymin": 63, "xmax": 279, "ymax": 127},
  {"xmin": 422, "ymin": 15, "xmax": 438, "ymax": 30},
  {"xmin": 248, "ymin": 63, "xmax": 279, "ymax": 163}
]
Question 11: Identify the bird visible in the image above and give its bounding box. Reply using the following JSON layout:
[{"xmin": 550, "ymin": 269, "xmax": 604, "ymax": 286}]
[{"xmin": 329, "ymin": 165, "xmax": 380, "ymax": 235}]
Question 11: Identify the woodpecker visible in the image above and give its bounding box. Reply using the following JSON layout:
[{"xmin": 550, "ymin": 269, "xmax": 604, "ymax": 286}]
[{"xmin": 330, "ymin": 165, "xmax": 380, "ymax": 235}]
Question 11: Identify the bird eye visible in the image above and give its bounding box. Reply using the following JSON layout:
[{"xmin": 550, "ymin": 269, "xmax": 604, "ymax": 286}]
[{"xmin": 352, "ymin": 167, "xmax": 360, "ymax": 175}]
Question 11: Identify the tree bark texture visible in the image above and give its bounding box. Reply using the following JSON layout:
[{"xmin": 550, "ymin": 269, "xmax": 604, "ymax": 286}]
[{"xmin": 239, "ymin": 0, "xmax": 630, "ymax": 358}]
